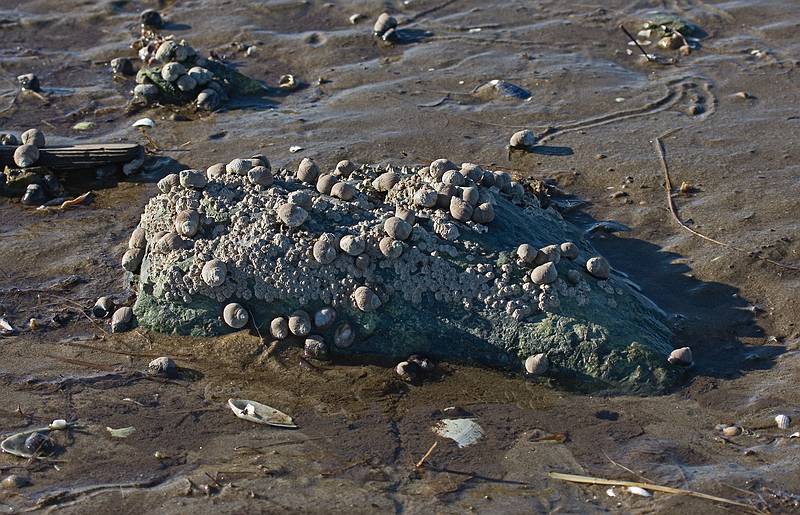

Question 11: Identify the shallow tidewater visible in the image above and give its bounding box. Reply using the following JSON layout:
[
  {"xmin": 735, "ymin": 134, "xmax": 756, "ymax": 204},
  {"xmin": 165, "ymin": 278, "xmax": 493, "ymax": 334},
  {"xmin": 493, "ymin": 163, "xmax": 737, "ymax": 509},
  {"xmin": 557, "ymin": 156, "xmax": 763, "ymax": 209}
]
[{"xmin": 0, "ymin": 0, "xmax": 799, "ymax": 512}]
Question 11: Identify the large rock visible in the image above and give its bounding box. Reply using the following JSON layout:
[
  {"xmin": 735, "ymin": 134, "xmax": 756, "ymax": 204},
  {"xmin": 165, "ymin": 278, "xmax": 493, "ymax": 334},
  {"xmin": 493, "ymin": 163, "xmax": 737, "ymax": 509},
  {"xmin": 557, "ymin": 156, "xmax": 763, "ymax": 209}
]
[{"xmin": 129, "ymin": 157, "xmax": 678, "ymax": 393}]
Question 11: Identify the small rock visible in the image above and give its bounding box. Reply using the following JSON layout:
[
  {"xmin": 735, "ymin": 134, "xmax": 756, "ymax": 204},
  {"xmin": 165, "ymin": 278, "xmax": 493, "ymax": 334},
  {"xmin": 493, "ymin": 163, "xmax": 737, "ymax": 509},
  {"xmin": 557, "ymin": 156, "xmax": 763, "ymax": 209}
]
[
  {"xmin": 586, "ymin": 256, "xmax": 610, "ymax": 279},
  {"xmin": 1, "ymin": 474, "xmax": 30, "ymax": 489},
  {"xmin": 110, "ymin": 57, "xmax": 135, "ymax": 76},
  {"xmin": 17, "ymin": 73, "xmax": 40, "ymax": 92},
  {"xmin": 147, "ymin": 357, "xmax": 177, "ymax": 378},
  {"xmin": 722, "ymin": 425, "xmax": 741, "ymax": 437},
  {"xmin": 140, "ymin": 9, "xmax": 163, "ymax": 28}
]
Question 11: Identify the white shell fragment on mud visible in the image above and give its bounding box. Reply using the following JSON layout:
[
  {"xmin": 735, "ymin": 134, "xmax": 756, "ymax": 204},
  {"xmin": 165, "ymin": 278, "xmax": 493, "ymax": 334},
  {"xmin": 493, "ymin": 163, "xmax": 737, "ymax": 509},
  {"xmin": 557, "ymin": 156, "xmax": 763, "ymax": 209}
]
[
  {"xmin": 132, "ymin": 118, "xmax": 155, "ymax": 128},
  {"xmin": 626, "ymin": 486, "xmax": 652, "ymax": 497},
  {"xmin": 223, "ymin": 303, "xmax": 249, "ymax": 329},
  {"xmin": 432, "ymin": 418, "xmax": 484, "ymax": 448},
  {"xmin": 228, "ymin": 398, "xmax": 297, "ymax": 429},
  {"xmin": 775, "ymin": 414, "xmax": 791, "ymax": 429},
  {"xmin": 667, "ymin": 347, "xmax": 693, "ymax": 367},
  {"xmin": 0, "ymin": 422, "xmax": 70, "ymax": 459}
]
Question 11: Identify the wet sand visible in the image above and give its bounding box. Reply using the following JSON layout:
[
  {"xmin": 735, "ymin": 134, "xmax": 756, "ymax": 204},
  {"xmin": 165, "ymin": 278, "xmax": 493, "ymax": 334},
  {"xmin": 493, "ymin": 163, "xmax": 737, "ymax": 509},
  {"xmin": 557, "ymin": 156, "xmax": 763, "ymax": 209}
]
[{"xmin": 1, "ymin": 0, "xmax": 800, "ymax": 512}]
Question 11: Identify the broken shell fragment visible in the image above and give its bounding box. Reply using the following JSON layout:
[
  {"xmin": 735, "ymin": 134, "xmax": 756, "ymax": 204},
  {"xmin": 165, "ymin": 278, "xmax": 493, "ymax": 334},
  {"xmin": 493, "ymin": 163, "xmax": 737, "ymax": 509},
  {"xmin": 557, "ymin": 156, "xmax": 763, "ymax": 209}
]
[
  {"xmin": 196, "ymin": 89, "xmax": 220, "ymax": 110},
  {"xmin": 132, "ymin": 118, "xmax": 155, "ymax": 128},
  {"xmin": 525, "ymin": 353, "xmax": 549, "ymax": 375},
  {"xmin": 667, "ymin": 347, "xmax": 693, "ymax": 367},
  {"xmin": 1, "ymin": 474, "xmax": 30, "ymax": 489},
  {"xmin": 111, "ymin": 307, "xmax": 133, "ymax": 333},
  {"xmin": 270, "ymin": 317, "xmax": 289, "ymax": 339},
  {"xmin": 722, "ymin": 425, "xmax": 741, "ymax": 437},
  {"xmin": 223, "ymin": 303, "xmax": 249, "ymax": 329},
  {"xmin": 228, "ymin": 398, "xmax": 297, "ymax": 429},
  {"xmin": 586, "ymin": 256, "xmax": 610, "ymax": 279},
  {"xmin": 201, "ymin": 259, "xmax": 227, "ymax": 287},
  {"xmin": 277, "ymin": 203, "xmax": 308, "ymax": 227},
  {"xmin": 776, "ymin": 414, "xmax": 791, "ymax": 429},
  {"xmin": 288, "ymin": 310, "xmax": 312, "ymax": 337},
  {"xmin": 354, "ymin": 286, "xmax": 381, "ymax": 312},
  {"xmin": 13, "ymin": 144, "xmax": 39, "ymax": 168}
]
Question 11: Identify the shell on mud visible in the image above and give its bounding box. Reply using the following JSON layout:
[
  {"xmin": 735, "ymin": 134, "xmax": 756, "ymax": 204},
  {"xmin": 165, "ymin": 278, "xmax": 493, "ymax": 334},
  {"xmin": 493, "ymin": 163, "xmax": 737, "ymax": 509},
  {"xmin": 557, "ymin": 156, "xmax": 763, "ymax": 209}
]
[
  {"xmin": 313, "ymin": 307, "xmax": 336, "ymax": 329},
  {"xmin": 334, "ymin": 322, "xmax": 355, "ymax": 348},
  {"xmin": 111, "ymin": 306, "xmax": 133, "ymax": 333},
  {"xmin": 288, "ymin": 310, "xmax": 312, "ymax": 337},
  {"xmin": 121, "ymin": 247, "xmax": 145, "ymax": 273},
  {"xmin": 277, "ymin": 203, "xmax": 308, "ymax": 227},
  {"xmin": 223, "ymin": 303, "xmax": 249, "ymax": 329},
  {"xmin": 201, "ymin": 259, "xmax": 227, "ymax": 287},
  {"xmin": 384, "ymin": 216, "xmax": 412, "ymax": 240},
  {"xmin": 775, "ymin": 414, "xmax": 791, "ymax": 429},
  {"xmin": 373, "ymin": 12, "xmax": 398, "ymax": 36},
  {"xmin": 354, "ymin": 286, "xmax": 381, "ymax": 312},
  {"xmin": 92, "ymin": 296, "xmax": 115, "ymax": 318},
  {"xmin": 530, "ymin": 262, "xmax": 558, "ymax": 285},
  {"xmin": 21, "ymin": 184, "xmax": 46, "ymax": 206},
  {"xmin": 586, "ymin": 256, "xmax": 610, "ymax": 279},
  {"xmin": 509, "ymin": 129, "xmax": 536, "ymax": 149},
  {"xmin": 303, "ymin": 335, "xmax": 329, "ymax": 360},
  {"xmin": 228, "ymin": 398, "xmax": 297, "ymax": 429},
  {"xmin": 270, "ymin": 317, "xmax": 289, "ymax": 339},
  {"xmin": 1, "ymin": 474, "xmax": 30, "ymax": 489},
  {"xmin": 667, "ymin": 347, "xmax": 693, "ymax": 367},
  {"xmin": 524, "ymin": 353, "xmax": 549, "ymax": 375},
  {"xmin": 13, "ymin": 144, "xmax": 39, "ymax": 168},
  {"xmin": 24, "ymin": 432, "xmax": 53, "ymax": 455},
  {"xmin": 147, "ymin": 356, "xmax": 177, "ymax": 378},
  {"xmin": 21, "ymin": 128, "xmax": 45, "ymax": 147},
  {"xmin": 296, "ymin": 158, "xmax": 319, "ymax": 184},
  {"xmin": 174, "ymin": 209, "xmax": 200, "ymax": 238}
]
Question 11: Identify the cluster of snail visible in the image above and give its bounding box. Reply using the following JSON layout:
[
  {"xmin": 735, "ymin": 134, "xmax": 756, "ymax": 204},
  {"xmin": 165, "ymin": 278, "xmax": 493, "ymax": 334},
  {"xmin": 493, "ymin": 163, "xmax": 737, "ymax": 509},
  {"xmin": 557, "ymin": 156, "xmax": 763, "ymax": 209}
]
[{"xmin": 0, "ymin": 128, "xmax": 65, "ymax": 206}]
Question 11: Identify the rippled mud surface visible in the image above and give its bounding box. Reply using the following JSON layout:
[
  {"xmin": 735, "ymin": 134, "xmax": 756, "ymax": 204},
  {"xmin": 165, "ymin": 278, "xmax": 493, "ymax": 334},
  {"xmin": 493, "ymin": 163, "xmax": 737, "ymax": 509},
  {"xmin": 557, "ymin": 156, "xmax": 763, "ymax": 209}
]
[{"xmin": 1, "ymin": 0, "xmax": 800, "ymax": 512}]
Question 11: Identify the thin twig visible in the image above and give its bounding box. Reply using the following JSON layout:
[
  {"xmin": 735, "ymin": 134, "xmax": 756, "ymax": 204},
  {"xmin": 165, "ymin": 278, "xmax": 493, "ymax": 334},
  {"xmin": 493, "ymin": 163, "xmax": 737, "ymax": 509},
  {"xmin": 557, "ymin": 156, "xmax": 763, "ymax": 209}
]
[
  {"xmin": 602, "ymin": 451, "xmax": 656, "ymax": 484},
  {"xmin": 654, "ymin": 130, "xmax": 800, "ymax": 271},
  {"xmin": 416, "ymin": 441, "xmax": 438, "ymax": 468}
]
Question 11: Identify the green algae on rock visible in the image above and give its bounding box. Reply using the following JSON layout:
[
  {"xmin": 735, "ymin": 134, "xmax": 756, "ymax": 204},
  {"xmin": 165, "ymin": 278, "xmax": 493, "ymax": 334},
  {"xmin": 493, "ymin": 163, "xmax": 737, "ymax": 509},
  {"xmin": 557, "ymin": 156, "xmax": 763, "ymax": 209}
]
[{"xmin": 126, "ymin": 155, "xmax": 678, "ymax": 393}]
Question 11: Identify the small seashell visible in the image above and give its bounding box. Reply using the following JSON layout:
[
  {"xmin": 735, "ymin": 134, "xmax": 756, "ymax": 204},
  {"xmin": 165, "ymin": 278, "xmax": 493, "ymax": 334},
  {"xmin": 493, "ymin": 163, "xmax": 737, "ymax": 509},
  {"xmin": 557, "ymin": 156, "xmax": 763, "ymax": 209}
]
[
  {"xmin": 354, "ymin": 286, "xmax": 381, "ymax": 312},
  {"xmin": 382, "ymin": 27, "xmax": 397, "ymax": 42},
  {"xmin": 1, "ymin": 474, "xmax": 29, "ymax": 489},
  {"xmin": 133, "ymin": 83, "xmax": 160, "ymax": 104},
  {"xmin": 226, "ymin": 158, "xmax": 252, "ymax": 175},
  {"xmin": 21, "ymin": 184, "xmax": 46, "ymax": 206},
  {"xmin": 289, "ymin": 145, "xmax": 304, "ymax": 153},
  {"xmin": 349, "ymin": 13, "xmax": 363, "ymax": 24},
  {"xmin": 176, "ymin": 74, "xmax": 197, "ymax": 92},
  {"xmin": 461, "ymin": 186, "xmax": 480, "ymax": 207},
  {"xmin": 270, "ymin": 317, "xmax": 289, "ymax": 339},
  {"xmin": 449, "ymin": 196, "xmax": 474, "ymax": 222},
  {"xmin": 530, "ymin": 262, "xmax": 558, "ymax": 285},
  {"xmin": 517, "ymin": 244, "xmax": 537, "ymax": 265},
  {"xmin": 297, "ymin": 158, "xmax": 319, "ymax": 184},
  {"xmin": 433, "ymin": 418, "xmax": 484, "ymax": 448},
  {"xmin": 471, "ymin": 202, "xmax": 495, "ymax": 224},
  {"xmin": 442, "ymin": 170, "xmax": 465, "ymax": 187},
  {"xmin": 395, "ymin": 206, "xmax": 416, "ymax": 225},
  {"xmin": 372, "ymin": 171, "xmax": 400, "ymax": 192},
  {"xmin": 330, "ymin": 181, "xmax": 355, "ymax": 201},
  {"xmin": 509, "ymin": 129, "xmax": 536, "ymax": 149},
  {"xmin": 414, "ymin": 188, "xmax": 438, "ymax": 208},
  {"xmin": 278, "ymin": 74, "xmax": 298, "ymax": 91},
  {"xmin": 111, "ymin": 307, "xmax": 133, "ymax": 333},
  {"xmin": 304, "ymin": 335, "xmax": 328, "ymax": 360},
  {"xmin": 335, "ymin": 159, "xmax": 357, "ymax": 177},
  {"xmin": 395, "ymin": 360, "xmax": 419, "ymax": 382},
  {"xmin": 560, "ymin": 241, "xmax": 578, "ymax": 260},
  {"xmin": 228, "ymin": 398, "xmax": 297, "ymax": 428},
  {"xmin": 180, "ymin": 169, "xmax": 207, "ymax": 189},
  {"xmin": 132, "ymin": 118, "xmax": 155, "ymax": 128},
  {"xmin": 722, "ymin": 425, "xmax": 741, "ymax": 437},
  {"xmin": 48, "ymin": 419, "xmax": 68, "ymax": 430},
  {"xmin": 379, "ymin": 236, "xmax": 404, "ymax": 259},
  {"xmin": 247, "ymin": 166, "xmax": 273, "ymax": 186},
  {"xmin": 334, "ymin": 322, "xmax": 355, "ymax": 348},
  {"xmin": 384, "ymin": 216, "xmax": 412, "ymax": 240},
  {"xmin": 460, "ymin": 163, "xmax": 484, "ymax": 182},
  {"xmin": 201, "ymin": 259, "xmax": 227, "ymax": 287},
  {"xmin": 657, "ymin": 33, "xmax": 683, "ymax": 50},
  {"xmin": 626, "ymin": 486, "xmax": 651, "ymax": 497},
  {"xmin": 72, "ymin": 121, "xmax": 95, "ymax": 131},
  {"xmin": 0, "ymin": 317, "xmax": 16, "ymax": 336},
  {"xmin": 27, "ymin": 318, "xmax": 39, "ymax": 330},
  {"xmin": 187, "ymin": 66, "xmax": 213, "ymax": 86},
  {"xmin": 429, "ymin": 159, "xmax": 457, "ymax": 180},
  {"xmin": 314, "ymin": 307, "xmax": 336, "ymax": 329},
  {"xmin": 288, "ymin": 310, "xmax": 312, "ymax": 337},
  {"xmin": 174, "ymin": 209, "xmax": 200, "ymax": 237},
  {"xmin": 313, "ymin": 233, "xmax": 338, "ymax": 264},
  {"xmin": 92, "ymin": 296, "xmax": 115, "ymax": 318},
  {"xmin": 148, "ymin": 356, "xmax": 177, "ymax": 378},
  {"xmin": 196, "ymin": 88, "xmax": 220, "ymax": 110},
  {"xmin": 373, "ymin": 12, "xmax": 398, "ymax": 36},
  {"xmin": 586, "ymin": 256, "xmax": 610, "ymax": 279},
  {"xmin": 776, "ymin": 414, "xmax": 791, "ymax": 429},
  {"xmin": 667, "ymin": 347, "xmax": 693, "ymax": 366},
  {"xmin": 157, "ymin": 173, "xmax": 180, "ymax": 193},
  {"xmin": 316, "ymin": 173, "xmax": 338, "ymax": 195},
  {"xmin": 206, "ymin": 163, "xmax": 226, "ymax": 179},
  {"xmin": 535, "ymin": 244, "xmax": 561, "ymax": 265},
  {"xmin": 14, "ymin": 144, "xmax": 39, "ymax": 168},
  {"xmin": 339, "ymin": 234, "xmax": 366, "ymax": 256},
  {"xmin": 277, "ymin": 203, "xmax": 308, "ymax": 227},
  {"xmin": 223, "ymin": 303, "xmax": 249, "ymax": 329},
  {"xmin": 21, "ymin": 128, "xmax": 45, "ymax": 147},
  {"xmin": 155, "ymin": 232, "xmax": 191, "ymax": 253},
  {"xmin": 161, "ymin": 62, "xmax": 186, "ymax": 82},
  {"xmin": 121, "ymin": 247, "xmax": 145, "ymax": 272}
]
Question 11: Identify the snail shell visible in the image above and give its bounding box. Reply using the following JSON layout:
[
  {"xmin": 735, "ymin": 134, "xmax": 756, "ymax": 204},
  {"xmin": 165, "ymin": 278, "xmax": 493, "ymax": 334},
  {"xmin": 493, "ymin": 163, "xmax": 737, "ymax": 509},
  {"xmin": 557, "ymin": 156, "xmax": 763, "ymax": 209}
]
[
  {"xmin": 395, "ymin": 206, "xmax": 415, "ymax": 225},
  {"xmin": 461, "ymin": 186, "xmax": 480, "ymax": 207},
  {"xmin": 297, "ymin": 158, "xmax": 319, "ymax": 184},
  {"xmin": 133, "ymin": 83, "xmax": 160, "ymax": 105},
  {"xmin": 530, "ymin": 262, "xmax": 558, "ymax": 285},
  {"xmin": 354, "ymin": 286, "xmax": 381, "ymax": 312},
  {"xmin": 408, "ymin": 354, "xmax": 435, "ymax": 372},
  {"xmin": 493, "ymin": 171, "xmax": 512, "ymax": 193},
  {"xmin": 201, "ymin": 259, "xmax": 227, "ymax": 287},
  {"xmin": 21, "ymin": 184, "xmax": 46, "ymax": 206},
  {"xmin": 373, "ymin": 12, "xmax": 398, "ymax": 36},
  {"xmin": 586, "ymin": 256, "xmax": 610, "ymax": 279},
  {"xmin": 335, "ymin": 159, "xmax": 357, "ymax": 177},
  {"xmin": 480, "ymin": 170, "xmax": 496, "ymax": 187},
  {"xmin": 121, "ymin": 247, "xmax": 145, "ymax": 273},
  {"xmin": 330, "ymin": 181, "xmax": 355, "ymax": 201},
  {"xmin": 270, "ymin": 317, "xmax": 289, "ymax": 339},
  {"xmin": 176, "ymin": 74, "xmax": 197, "ymax": 92},
  {"xmin": 188, "ymin": 66, "xmax": 212, "ymax": 86},
  {"xmin": 524, "ymin": 353, "xmax": 548, "ymax": 375},
  {"xmin": 395, "ymin": 361, "xmax": 419, "ymax": 382},
  {"xmin": 372, "ymin": 171, "xmax": 399, "ymax": 193},
  {"xmin": 156, "ymin": 231, "xmax": 191, "ymax": 253},
  {"xmin": 111, "ymin": 306, "xmax": 133, "ymax": 333},
  {"xmin": 157, "ymin": 173, "xmax": 180, "ymax": 193},
  {"xmin": 288, "ymin": 310, "xmax": 312, "ymax": 337},
  {"xmin": 174, "ymin": 209, "xmax": 200, "ymax": 238},
  {"xmin": 667, "ymin": 347, "xmax": 693, "ymax": 366},
  {"xmin": 316, "ymin": 173, "xmax": 338, "ymax": 195},
  {"xmin": 429, "ymin": 158, "xmax": 457, "ymax": 180},
  {"xmin": 313, "ymin": 233, "xmax": 338, "ymax": 264},
  {"xmin": 129, "ymin": 226, "xmax": 146, "ymax": 249},
  {"xmin": 442, "ymin": 170, "xmax": 464, "ymax": 187},
  {"xmin": 379, "ymin": 236, "xmax": 404, "ymax": 259},
  {"xmin": 535, "ymin": 244, "xmax": 561, "ymax": 265},
  {"xmin": 147, "ymin": 356, "xmax": 177, "ymax": 378},
  {"xmin": 92, "ymin": 296, "xmax": 114, "ymax": 318},
  {"xmin": 304, "ymin": 335, "xmax": 329, "ymax": 360},
  {"xmin": 460, "ymin": 163, "xmax": 484, "ymax": 182},
  {"xmin": 13, "ymin": 144, "xmax": 39, "ymax": 168},
  {"xmin": 276, "ymin": 203, "xmax": 308, "ymax": 227},
  {"xmin": 436, "ymin": 183, "xmax": 457, "ymax": 209},
  {"xmin": 517, "ymin": 244, "xmax": 537, "ymax": 265},
  {"xmin": 154, "ymin": 40, "xmax": 178, "ymax": 62},
  {"xmin": 334, "ymin": 322, "xmax": 355, "ymax": 348},
  {"xmin": 384, "ymin": 216, "xmax": 412, "ymax": 240},
  {"xmin": 314, "ymin": 307, "xmax": 336, "ymax": 328},
  {"xmin": 160, "ymin": 62, "xmax": 186, "ymax": 82},
  {"xmin": 775, "ymin": 414, "xmax": 791, "ymax": 429},
  {"xmin": 247, "ymin": 166, "xmax": 273, "ymax": 186},
  {"xmin": 223, "ymin": 303, "xmax": 249, "ymax": 329},
  {"xmin": 179, "ymin": 168, "xmax": 207, "ymax": 188},
  {"xmin": 449, "ymin": 196, "xmax": 474, "ymax": 222},
  {"xmin": 560, "ymin": 241, "xmax": 579, "ymax": 260},
  {"xmin": 339, "ymin": 234, "xmax": 366, "ymax": 256},
  {"xmin": 20, "ymin": 128, "xmax": 45, "ymax": 147},
  {"xmin": 24, "ymin": 432, "xmax": 53, "ymax": 455},
  {"xmin": 510, "ymin": 129, "xmax": 536, "ymax": 149},
  {"xmin": 1, "ymin": 474, "xmax": 30, "ymax": 489},
  {"xmin": 206, "ymin": 163, "xmax": 226, "ymax": 179},
  {"xmin": 196, "ymin": 89, "xmax": 220, "ymax": 110},
  {"xmin": 226, "ymin": 158, "xmax": 252, "ymax": 175},
  {"xmin": 414, "ymin": 188, "xmax": 438, "ymax": 208}
]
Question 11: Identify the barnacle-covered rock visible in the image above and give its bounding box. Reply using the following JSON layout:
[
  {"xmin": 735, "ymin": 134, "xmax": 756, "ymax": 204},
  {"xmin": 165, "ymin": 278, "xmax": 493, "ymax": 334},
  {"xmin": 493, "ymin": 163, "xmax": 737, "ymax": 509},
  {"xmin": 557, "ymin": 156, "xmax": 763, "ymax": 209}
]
[{"xmin": 130, "ymin": 155, "xmax": 678, "ymax": 393}]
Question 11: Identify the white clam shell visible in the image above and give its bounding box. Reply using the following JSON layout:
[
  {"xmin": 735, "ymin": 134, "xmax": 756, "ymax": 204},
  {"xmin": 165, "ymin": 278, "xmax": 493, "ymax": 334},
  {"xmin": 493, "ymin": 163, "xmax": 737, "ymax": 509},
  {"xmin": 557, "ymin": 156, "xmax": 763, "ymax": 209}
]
[{"xmin": 132, "ymin": 118, "xmax": 155, "ymax": 128}]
